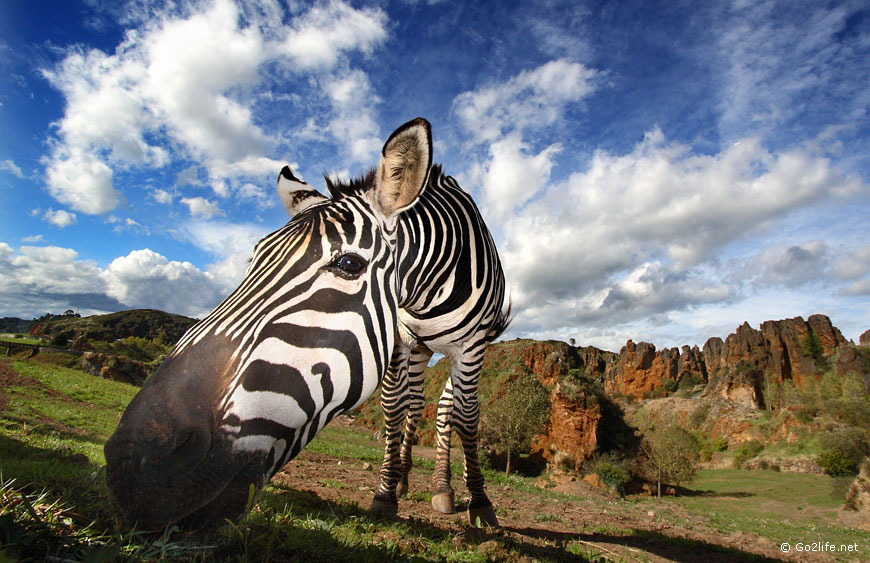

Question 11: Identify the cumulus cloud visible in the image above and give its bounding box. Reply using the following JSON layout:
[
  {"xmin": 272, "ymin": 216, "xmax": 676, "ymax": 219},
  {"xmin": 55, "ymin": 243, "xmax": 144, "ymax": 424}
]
[
  {"xmin": 470, "ymin": 133, "xmax": 561, "ymax": 221},
  {"xmin": 180, "ymin": 196, "xmax": 224, "ymax": 219},
  {"xmin": 102, "ymin": 249, "xmax": 225, "ymax": 317},
  {"xmin": 741, "ymin": 241, "xmax": 830, "ymax": 288},
  {"xmin": 322, "ymin": 69, "xmax": 382, "ymax": 162},
  {"xmin": 41, "ymin": 0, "xmax": 388, "ymax": 214},
  {"xmin": 499, "ymin": 129, "xmax": 865, "ymax": 335},
  {"xmin": 832, "ymin": 245, "xmax": 870, "ymax": 296},
  {"xmin": 42, "ymin": 208, "xmax": 77, "ymax": 228},
  {"xmin": 0, "ymin": 242, "xmax": 234, "ymax": 319},
  {"xmin": 44, "ymin": 148, "xmax": 119, "ymax": 214}
]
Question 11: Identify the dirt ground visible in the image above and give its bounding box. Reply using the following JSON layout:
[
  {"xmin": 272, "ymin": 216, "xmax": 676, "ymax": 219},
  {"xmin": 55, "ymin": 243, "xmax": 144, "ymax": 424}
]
[{"xmin": 272, "ymin": 418, "xmax": 832, "ymax": 563}]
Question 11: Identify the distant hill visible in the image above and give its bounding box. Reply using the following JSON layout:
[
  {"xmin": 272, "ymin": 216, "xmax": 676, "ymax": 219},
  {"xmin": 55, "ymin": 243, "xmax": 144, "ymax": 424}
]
[
  {"xmin": 28, "ymin": 309, "xmax": 197, "ymax": 345},
  {"xmin": 0, "ymin": 317, "xmax": 31, "ymax": 333}
]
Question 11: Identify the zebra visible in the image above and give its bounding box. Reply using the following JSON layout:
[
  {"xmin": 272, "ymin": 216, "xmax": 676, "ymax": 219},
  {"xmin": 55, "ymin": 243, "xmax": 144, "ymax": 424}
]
[
  {"xmin": 367, "ymin": 164, "xmax": 509, "ymax": 528},
  {"xmin": 103, "ymin": 118, "xmax": 508, "ymax": 530}
]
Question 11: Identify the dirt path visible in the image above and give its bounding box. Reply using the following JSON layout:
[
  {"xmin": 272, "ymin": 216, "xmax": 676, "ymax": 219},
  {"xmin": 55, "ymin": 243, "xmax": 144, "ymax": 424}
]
[{"xmin": 274, "ymin": 445, "xmax": 829, "ymax": 562}]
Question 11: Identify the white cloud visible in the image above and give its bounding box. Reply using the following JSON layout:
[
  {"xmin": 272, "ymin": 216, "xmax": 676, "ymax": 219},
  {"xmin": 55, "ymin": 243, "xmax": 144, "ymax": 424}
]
[
  {"xmin": 471, "ymin": 133, "xmax": 561, "ymax": 221},
  {"xmin": 41, "ymin": 0, "xmax": 388, "ymax": 214},
  {"xmin": 44, "ymin": 148, "xmax": 119, "ymax": 214},
  {"xmin": 150, "ymin": 188, "xmax": 173, "ymax": 204},
  {"xmin": 322, "ymin": 69, "xmax": 381, "ymax": 162},
  {"xmin": 180, "ymin": 196, "xmax": 224, "ymax": 219},
  {"xmin": 1, "ymin": 159, "xmax": 24, "ymax": 178},
  {"xmin": 715, "ymin": 2, "xmax": 870, "ymax": 144},
  {"xmin": 741, "ymin": 241, "xmax": 830, "ymax": 288},
  {"xmin": 43, "ymin": 208, "xmax": 78, "ymax": 228},
  {"xmin": 499, "ymin": 130, "xmax": 866, "ymax": 336},
  {"xmin": 2, "ymin": 245, "xmax": 104, "ymax": 295},
  {"xmin": 0, "ymin": 242, "xmax": 237, "ymax": 319},
  {"xmin": 453, "ymin": 59, "xmax": 599, "ymax": 142},
  {"xmin": 21, "ymin": 235, "xmax": 44, "ymax": 243},
  {"xmin": 276, "ymin": 1, "xmax": 387, "ymax": 70},
  {"xmin": 102, "ymin": 248, "xmax": 224, "ymax": 317},
  {"xmin": 237, "ymin": 182, "xmax": 273, "ymax": 209}
]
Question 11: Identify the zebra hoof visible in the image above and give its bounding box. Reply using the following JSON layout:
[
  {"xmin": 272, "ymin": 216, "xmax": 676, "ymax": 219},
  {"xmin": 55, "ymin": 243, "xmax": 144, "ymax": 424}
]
[
  {"xmin": 369, "ymin": 497, "xmax": 398, "ymax": 516},
  {"xmin": 467, "ymin": 505, "xmax": 499, "ymax": 528},
  {"xmin": 431, "ymin": 491, "xmax": 455, "ymax": 514},
  {"xmin": 397, "ymin": 477, "xmax": 409, "ymax": 498}
]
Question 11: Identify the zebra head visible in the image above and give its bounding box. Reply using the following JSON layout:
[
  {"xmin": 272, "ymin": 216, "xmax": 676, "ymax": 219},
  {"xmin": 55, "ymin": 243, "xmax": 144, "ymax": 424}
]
[{"xmin": 104, "ymin": 119, "xmax": 433, "ymax": 530}]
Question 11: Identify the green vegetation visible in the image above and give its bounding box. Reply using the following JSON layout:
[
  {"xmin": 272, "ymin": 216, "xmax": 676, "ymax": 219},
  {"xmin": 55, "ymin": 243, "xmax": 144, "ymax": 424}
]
[
  {"xmin": 636, "ymin": 425, "xmax": 700, "ymax": 497},
  {"xmin": 480, "ymin": 372, "xmax": 551, "ymax": 475},
  {"xmin": 817, "ymin": 428, "xmax": 870, "ymax": 476},
  {"xmin": 30, "ymin": 309, "xmax": 196, "ymax": 346},
  {"xmin": 2, "ymin": 347, "xmax": 868, "ymax": 561},
  {"xmin": 592, "ymin": 456, "xmax": 630, "ymax": 497},
  {"xmin": 732, "ymin": 440, "xmax": 764, "ymax": 469},
  {"xmin": 672, "ymin": 468, "xmax": 869, "ymax": 553}
]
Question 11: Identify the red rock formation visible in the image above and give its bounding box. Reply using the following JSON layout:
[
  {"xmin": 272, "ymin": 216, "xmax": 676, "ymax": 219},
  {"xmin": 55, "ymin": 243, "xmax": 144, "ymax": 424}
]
[
  {"xmin": 604, "ymin": 340, "xmax": 706, "ymax": 400},
  {"xmin": 533, "ymin": 384, "xmax": 601, "ymax": 471}
]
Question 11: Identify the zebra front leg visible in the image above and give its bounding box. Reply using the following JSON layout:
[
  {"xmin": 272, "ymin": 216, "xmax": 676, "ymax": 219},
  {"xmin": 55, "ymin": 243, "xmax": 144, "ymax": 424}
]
[
  {"xmin": 454, "ymin": 350, "xmax": 498, "ymax": 527},
  {"xmin": 397, "ymin": 348, "xmax": 431, "ymax": 498},
  {"xmin": 370, "ymin": 345, "xmax": 412, "ymax": 515}
]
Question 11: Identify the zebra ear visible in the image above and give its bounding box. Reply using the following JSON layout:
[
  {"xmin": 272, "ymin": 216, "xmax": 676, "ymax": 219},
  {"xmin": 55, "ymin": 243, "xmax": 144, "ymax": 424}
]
[
  {"xmin": 372, "ymin": 118, "xmax": 432, "ymax": 218},
  {"xmin": 277, "ymin": 166, "xmax": 328, "ymax": 217}
]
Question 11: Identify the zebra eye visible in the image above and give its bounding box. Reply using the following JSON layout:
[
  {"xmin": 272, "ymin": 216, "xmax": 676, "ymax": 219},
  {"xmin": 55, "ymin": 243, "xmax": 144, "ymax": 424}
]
[{"xmin": 333, "ymin": 253, "xmax": 368, "ymax": 275}]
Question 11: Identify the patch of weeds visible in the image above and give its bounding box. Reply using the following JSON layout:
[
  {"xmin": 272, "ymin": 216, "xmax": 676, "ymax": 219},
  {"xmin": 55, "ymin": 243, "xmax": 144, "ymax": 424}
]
[
  {"xmin": 320, "ymin": 478, "xmax": 350, "ymax": 490},
  {"xmin": 533, "ymin": 512, "xmax": 560, "ymax": 523},
  {"xmin": 404, "ymin": 490, "xmax": 433, "ymax": 503}
]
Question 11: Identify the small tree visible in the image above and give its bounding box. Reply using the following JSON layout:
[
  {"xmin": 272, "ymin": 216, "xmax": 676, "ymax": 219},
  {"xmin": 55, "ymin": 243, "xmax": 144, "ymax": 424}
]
[
  {"xmin": 482, "ymin": 373, "xmax": 551, "ymax": 475},
  {"xmin": 637, "ymin": 425, "xmax": 700, "ymax": 497}
]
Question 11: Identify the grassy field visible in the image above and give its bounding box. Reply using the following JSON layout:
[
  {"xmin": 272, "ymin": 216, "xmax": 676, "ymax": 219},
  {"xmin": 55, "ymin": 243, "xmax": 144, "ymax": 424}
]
[{"xmin": 2, "ymin": 355, "xmax": 868, "ymax": 562}]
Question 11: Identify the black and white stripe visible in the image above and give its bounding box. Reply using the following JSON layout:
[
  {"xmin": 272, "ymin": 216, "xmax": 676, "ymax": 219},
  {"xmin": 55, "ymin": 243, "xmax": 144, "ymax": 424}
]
[
  {"xmin": 173, "ymin": 192, "xmax": 398, "ymax": 476},
  {"xmin": 104, "ymin": 119, "xmax": 434, "ymax": 529},
  {"xmin": 371, "ymin": 164, "xmax": 510, "ymax": 526}
]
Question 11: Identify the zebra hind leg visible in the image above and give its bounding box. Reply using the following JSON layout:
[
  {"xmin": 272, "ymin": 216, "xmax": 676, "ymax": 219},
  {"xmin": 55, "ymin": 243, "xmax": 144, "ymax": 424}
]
[
  {"xmin": 453, "ymin": 347, "xmax": 498, "ymax": 527},
  {"xmin": 370, "ymin": 344, "xmax": 412, "ymax": 515},
  {"xmin": 430, "ymin": 377, "xmax": 456, "ymax": 514},
  {"xmin": 397, "ymin": 348, "xmax": 431, "ymax": 498}
]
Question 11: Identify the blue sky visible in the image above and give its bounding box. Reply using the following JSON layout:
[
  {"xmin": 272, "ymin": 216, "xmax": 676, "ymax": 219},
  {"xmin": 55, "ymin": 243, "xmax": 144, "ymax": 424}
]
[{"xmin": 1, "ymin": 0, "xmax": 868, "ymax": 351}]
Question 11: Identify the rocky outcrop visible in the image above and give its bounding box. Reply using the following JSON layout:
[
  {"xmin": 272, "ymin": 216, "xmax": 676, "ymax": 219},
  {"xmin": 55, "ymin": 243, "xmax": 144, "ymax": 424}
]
[
  {"xmin": 840, "ymin": 460, "xmax": 870, "ymax": 530},
  {"xmin": 604, "ymin": 341, "xmax": 706, "ymax": 401},
  {"xmin": 861, "ymin": 330, "xmax": 870, "ymax": 348},
  {"xmin": 601, "ymin": 314, "xmax": 864, "ymax": 408},
  {"xmin": 533, "ymin": 384, "xmax": 601, "ymax": 471},
  {"xmin": 81, "ymin": 352, "xmax": 150, "ymax": 386}
]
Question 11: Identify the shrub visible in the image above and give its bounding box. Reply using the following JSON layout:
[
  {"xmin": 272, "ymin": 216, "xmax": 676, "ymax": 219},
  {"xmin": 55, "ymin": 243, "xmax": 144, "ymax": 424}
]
[
  {"xmin": 49, "ymin": 333, "xmax": 68, "ymax": 347},
  {"xmin": 817, "ymin": 449, "xmax": 859, "ymax": 477},
  {"xmin": 733, "ymin": 440, "xmax": 763, "ymax": 469},
  {"xmin": 799, "ymin": 332, "xmax": 824, "ymax": 364},
  {"xmin": 712, "ymin": 436, "xmax": 728, "ymax": 452},
  {"xmin": 689, "ymin": 404, "xmax": 711, "ymax": 429},
  {"xmin": 595, "ymin": 459, "xmax": 630, "ymax": 498},
  {"xmin": 816, "ymin": 428, "xmax": 869, "ymax": 477}
]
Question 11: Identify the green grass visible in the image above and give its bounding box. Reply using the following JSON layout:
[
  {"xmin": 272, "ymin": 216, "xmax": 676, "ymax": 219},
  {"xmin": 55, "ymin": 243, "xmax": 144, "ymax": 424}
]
[
  {"xmin": 0, "ymin": 336, "xmax": 43, "ymax": 346},
  {"xmin": 2, "ymin": 356, "xmax": 867, "ymax": 562},
  {"xmin": 670, "ymin": 468, "xmax": 870, "ymax": 559}
]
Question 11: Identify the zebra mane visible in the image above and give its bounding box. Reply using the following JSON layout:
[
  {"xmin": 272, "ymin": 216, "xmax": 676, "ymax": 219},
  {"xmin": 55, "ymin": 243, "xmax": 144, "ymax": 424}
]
[{"xmin": 325, "ymin": 164, "xmax": 444, "ymax": 201}]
